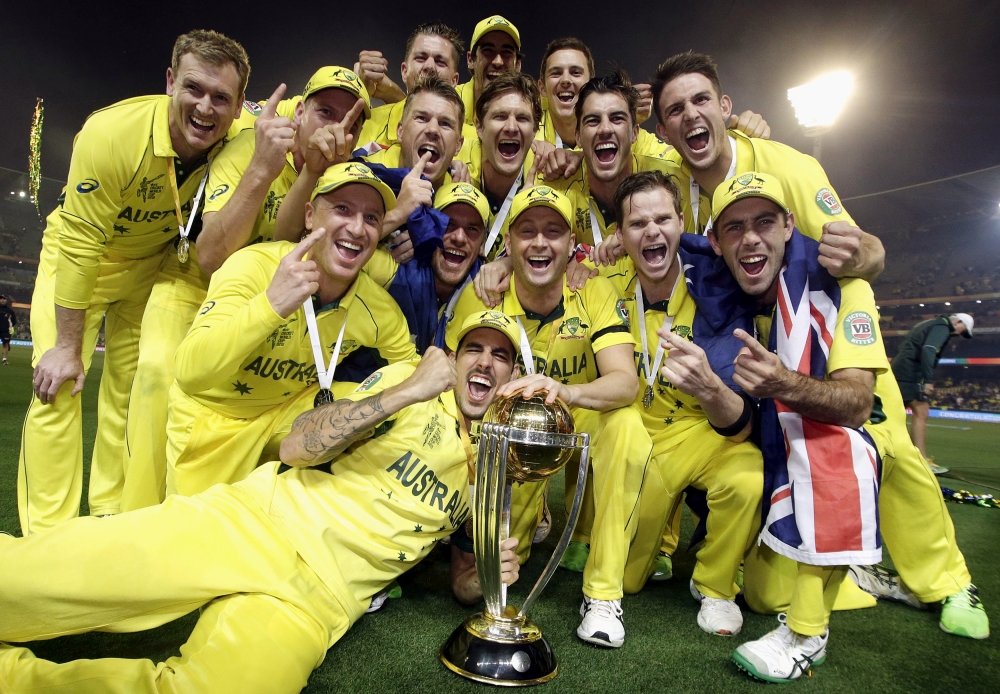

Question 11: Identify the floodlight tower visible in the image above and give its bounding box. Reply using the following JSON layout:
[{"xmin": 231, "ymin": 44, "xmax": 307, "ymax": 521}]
[{"xmin": 787, "ymin": 71, "xmax": 854, "ymax": 163}]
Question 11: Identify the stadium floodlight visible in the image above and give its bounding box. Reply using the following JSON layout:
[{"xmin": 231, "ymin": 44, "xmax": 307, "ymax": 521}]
[{"xmin": 787, "ymin": 71, "xmax": 854, "ymax": 161}]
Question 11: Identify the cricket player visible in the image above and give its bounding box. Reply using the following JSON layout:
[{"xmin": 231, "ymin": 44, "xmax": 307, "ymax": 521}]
[
  {"xmin": 19, "ymin": 30, "xmax": 249, "ymax": 534},
  {"xmin": 569, "ymin": 171, "xmax": 763, "ymax": 646},
  {"xmin": 459, "ymin": 72, "xmax": 543, "ymax": 260},
  {"xmin": 121, "ymin": 67, "xmax": 370, "ymax": 511},
  {"xmin": 165, "ymin": 163, "xmax": 416, "ymax": 497},
  {"xmin": 456, "ymin": 15, "xmax": 523, "ymax": 139},
  {"xmin": 0, "ymin": 295, "xmax": 16, "ymax": 364},
  {"xmin": 446, "ymin": 186, "xmax": 648, "ymax": 610},
  {"xmin": 356, "ymin": 23, "xmax": 466, "ymax": 150},
  {"xmin": 653, "ymin": 52, "xmax": 988, "ymax": 641},
  {"xmin": 363, "ymin": 182, "xmax": 490, "ymax": 355},
  {"xmin": 0, "ymin": 311, "xmax": 522, "ymax": 694},
  {"xmin": 891, "ymin": 313, "xmax": 973, "ymax": 472}
]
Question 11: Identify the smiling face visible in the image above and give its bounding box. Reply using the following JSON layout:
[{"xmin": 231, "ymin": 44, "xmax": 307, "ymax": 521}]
[
  {"xmin": 431, "ymin": 202, "xmax": 485, "ymax": 293},
  {"xmin": 541, "ymin": 49, "xmax": 591, "ymax": 121},
  {"xmin": 305, "ymin": 183, "xmax": 385, "ymax": 284},
  {"xmin": 397, "ymin": 92, "xmax": 463, "ymax": 186},
  {"xmin": 468, "ymin": 30, "xmax": 521, "ymax": 95},
  {"xmin": 617, "ymin": 188, "xmax": 683, "ymax": 285},
  {"xmin": 401, "ymin": 34, "xmax": 460, "ymax": 90},
  {"xmin": 478, "ymin": 91, "xmax": 536, "ymax": 178},
  {"xmin": 709, "ymin": 196, "xmax": 793, "ymax": 301},
  {"xmin": 295, "ymin": 88, "xmax": 366, "ymax": 153},
  {"xmin": 579, "ymin": 91, "xmax": 638, "ymax": 183},
  {"xmin": 166, "ymin": 52, "xmax": 242, "ymax": 160},
  {"xmin": 507, "ymin": 207, "xmax": 574, "ymax": 293},
  {"xmin": 454, "ymin": 327, "xmax": 516, "ymax": 421},
  {"xmin": 655, "ymin": 72, "xmax": 732, "ymax": 172}
]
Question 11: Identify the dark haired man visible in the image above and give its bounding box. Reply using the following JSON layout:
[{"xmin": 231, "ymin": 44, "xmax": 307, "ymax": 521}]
[
  {"xmin": 653, "ymin": 51, "xmax": 987, "ymax": 643},
  {"xmin": 20, "ymin": 30, "xmax": 249, "ymax": 534}
]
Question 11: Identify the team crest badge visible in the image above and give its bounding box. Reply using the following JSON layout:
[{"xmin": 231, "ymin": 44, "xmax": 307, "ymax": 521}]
[
  {"xmin": 844, "ymin": 311, "xmax": 876, "ymax": 346},
  {"xmin": 736, "ymin": 173, "xmax": 755, "ymax": 186},
  {"xmin": 338, "ymin": 339, "xmax": 358, "ymax": 353},
  {"xmin": 460, "ymin": 184, "xmax": 476, "ymax": 195},
  {"xmin": 558, "ymin": 317, "xmax": 588, "ymax": 339},
  {"xmin": 616, "ymin": 299, "xmax": 630, "ymax": 328},
  {"xmin": 816, "ymin": 188, "xmax": 843, "ymax": 215}
]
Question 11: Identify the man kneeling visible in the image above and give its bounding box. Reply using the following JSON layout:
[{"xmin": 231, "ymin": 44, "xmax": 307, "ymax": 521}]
[{"xmin": 0, "ymin": 311, "xmax": 521, "ymax": 694}]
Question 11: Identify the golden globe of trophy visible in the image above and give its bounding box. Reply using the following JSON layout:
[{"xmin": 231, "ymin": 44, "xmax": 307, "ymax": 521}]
[{"xmin": 440, "ymin": 391, "xmax": 590, "ymax": 686}]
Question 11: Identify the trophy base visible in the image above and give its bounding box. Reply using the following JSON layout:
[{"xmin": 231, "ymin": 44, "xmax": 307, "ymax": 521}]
[{"xmin": 440, "ymin": 611, "xmax": 557, "ymax": 686}]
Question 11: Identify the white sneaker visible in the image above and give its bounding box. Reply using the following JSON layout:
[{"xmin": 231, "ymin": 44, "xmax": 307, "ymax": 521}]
[
  {"xmin": 698, "ymin": 597, "xmax": 743, "ymax": 635},
  {"xmin": 366, "ymin": 589, "xmax": 389, "ymax": 613},
  {"xmin": 849, "ymin": 565, "xmax": 924, "ymax": 609},
  {"xmin": 533, "ymin": 501, "xmax": 552, "ymax": 544},
  {"xmin": 690, "ymin": 578, "xmax": 705, "ymax": 603},
  {"xmin": 733, "ymin": 615, "xmax": 828, "ymax": 683},
  {"xmin": 577, "ymin": 596, "xmax": 625, "ymax": 648}
]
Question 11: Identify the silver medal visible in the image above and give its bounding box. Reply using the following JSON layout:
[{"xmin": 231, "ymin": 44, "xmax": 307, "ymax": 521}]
[{"xmin": 313, "ymin": 388, "xmax": 334, "ymax": 408}]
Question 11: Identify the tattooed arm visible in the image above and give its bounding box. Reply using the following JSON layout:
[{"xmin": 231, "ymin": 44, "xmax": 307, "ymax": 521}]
[{"xmin": 280, "ymin": 348, "xmax": 458, "ymax": 467}]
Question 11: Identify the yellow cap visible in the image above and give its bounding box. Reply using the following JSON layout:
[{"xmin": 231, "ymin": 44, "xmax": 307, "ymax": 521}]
[
  {"xmin": 712, "ymin": 172, "xmax": 789, "ymax": 224},
  {"xmin": 471, "ymin": 15, "xmax": 521, "ymax": 51},
  {"xmin": 302, "ymin": 66, "xmax": 372, "ymax": 118},
  {"xmin": 454, "ymin": 310, "xmax": 521, "ymax": 351},
  {"xmin": 311, "ymin": 162, "xmax": 396, "ymax": 212},
  {"xmin": 434, "ymin": 183, "xmax": 490, "ymax": 228},
  {"xmin": 508, "ymin": 186, "xmax": 574, "ymax": 230}
]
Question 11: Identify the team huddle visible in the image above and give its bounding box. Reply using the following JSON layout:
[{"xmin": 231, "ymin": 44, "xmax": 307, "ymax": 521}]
[{"xmin": 0, "ymin": 16, "xmax": 990, "ymax": 692}]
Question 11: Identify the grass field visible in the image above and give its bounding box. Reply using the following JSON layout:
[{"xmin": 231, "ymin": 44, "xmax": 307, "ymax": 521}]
[{"xmin": 1, "ymin": 344, "xmax": 998, "ymax": 693}]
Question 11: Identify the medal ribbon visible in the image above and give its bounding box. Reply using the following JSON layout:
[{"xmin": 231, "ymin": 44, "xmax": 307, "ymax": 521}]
[
  {"xmin": 514, "ymin": 314, "xmax": 562, "ymax": 377},
  {"xmin": 588, "ymin": 199, "xmax": 604, "ymax": 246},
  {"xmin": 482, "ymin": 168, "xmax": 524, "ymax": 257},
  {"xmin": 166, "ymin": 158, "xmax": 210, "ymax": 247},
  {"xmin": 303, "ymin": 298, "xmax": 347, "ymax": 393},
  {"xmin": 636, "ymin": 255, "xmax": 684, "ymax": 400}
]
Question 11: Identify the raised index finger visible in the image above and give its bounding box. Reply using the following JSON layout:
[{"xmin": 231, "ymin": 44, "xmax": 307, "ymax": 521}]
[
  {"xmin": 261, "ymin": 84, "xmax": 287, "ymax": 120},
  {"xmin": 732, "ymin": 328, "xmax": 770, "ymax": 358},
  {"xmin": 409, "ymin": 150, "xmax": 432, "ymax": 178},
  {"xmin": 291, "ymin": 227, "xmax": 327, "ymax": 260},
  {"xmin": 341, "ymin": 97, "xmax": 366, "ymax": 129}
]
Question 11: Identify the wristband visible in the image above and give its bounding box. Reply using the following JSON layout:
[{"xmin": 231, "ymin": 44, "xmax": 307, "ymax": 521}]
[{"xmin": 711, "ymin": 391, "xmax": 755, "ymax": 437}]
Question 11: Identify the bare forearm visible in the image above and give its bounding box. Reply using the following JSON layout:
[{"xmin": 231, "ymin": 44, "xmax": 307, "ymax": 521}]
[
  {"xmin": 273, "ymin": 171, "xmax": 318, "ymax": 242},
  {"xmin": 197, "ymin": 167, "xmax": 274, "ymax": 274},
  {"xmin": 280, "ymin": 383, "xmax": 418, "ymax": 466},
  {"xmin": 772, "ymin": 371, "xmax": 873, "ymax": 429},
  {"xmin": 854, "ymin": 232, "xmax": 885, "ymax": 283},
  {"xmin": 569, "ymin": 369, "xmax": 637, "ymax": 411},
  {"xmin": 53, "ymin": 305, "xmax": 86, "ymax": 354}
]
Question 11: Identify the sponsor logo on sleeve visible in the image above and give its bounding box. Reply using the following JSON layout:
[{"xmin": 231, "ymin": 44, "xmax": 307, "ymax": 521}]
[
  {"xmin": 844, "ymin": 311, "xmax": 876, "ymax": 346},
  {"xmin": 816, "ymin": 188, "xmax": 843, "ymax": 215},
  {"xmin": 76, "ymin": 178, "xmax": 100, "ymax": 194}
]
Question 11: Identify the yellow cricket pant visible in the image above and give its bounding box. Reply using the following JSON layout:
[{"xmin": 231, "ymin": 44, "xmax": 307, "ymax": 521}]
[
  {"xmin": 613, "ymin": 425, "xmax": 762, "ymax": 600},
  {"xmin": 18, "ymin": 244, "xmax": 162, "ymax": 534},
  {"xmin": 877, "ymin": 381, "xmax": 971, "ymax": 602},
  {"xmin": 743, "ymin": 542, "xmax": 877, "ymax": 629},
  {"xmin": 121, "ymin": 251, "xmax": 209, "ymax": 511},
  {"xmin": 507, "ymin": 406, "xmax": 651, "ymax": 586},
  {"xmin": 0, "ymin": 484, "xmax": 350, "ymax": 694}
]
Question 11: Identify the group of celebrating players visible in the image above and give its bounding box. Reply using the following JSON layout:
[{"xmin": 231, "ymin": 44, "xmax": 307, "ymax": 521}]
[{"xmin": 0, "ymin": 16, "xmax": 989, "ymax": 692}]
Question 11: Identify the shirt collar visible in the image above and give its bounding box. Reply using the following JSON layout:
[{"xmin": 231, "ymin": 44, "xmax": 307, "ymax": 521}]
[
  {"xmin": 152, "ymin": 95, "xmax": 178, "ymax": 159},
  {"xmin": 311, "ymin": 276, "xmax": 360, "ymax": 314},
  {"xmin": 505, "ymin": 274, "xmax": 569, "ymax": 325}
]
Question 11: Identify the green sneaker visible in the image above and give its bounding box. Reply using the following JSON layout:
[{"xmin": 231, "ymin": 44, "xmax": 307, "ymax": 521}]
[
  {"xmin": 940, "ymin": 584, "xmax": 989, "ymax": 639},
  {"xmin": 651, "ymin": 552, "xmax": 673, "ymax": 581},
  {"xmin": 560, "ymin": 541, "xmax": 590, "ymax": 572},
  {"xmin": 387, "ymin": 580, "xmax": 403, "ymax": 599}
]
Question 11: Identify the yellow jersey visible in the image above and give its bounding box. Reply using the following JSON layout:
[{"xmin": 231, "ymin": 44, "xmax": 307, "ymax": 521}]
[
  {"xmin": 54, "ymin": 94, "xmax": 227, "ymax": 309},
  {"xmin": 755, "ymin": 277, "xmax": 892, "ymax": 453},
  {"xmin": 547, "ymin": 153, "xmax": 682, "ymax": 246},
  {"xmin": 175, "ymin": 241, "xmax": 416, "ymax": 418},
  {"xmin": 669, "ymin": 130, "xmax": 855, "ymax": 238},
  {"xmin": 456, "ymin": 80, "xmax": 480, "ymax": 141},
  {"xmin": 202, "ymin": 98, "xmax": 300, "ymax": 246},
  {"xmin": 601, "ymin": 256, "xmax": 713, "ymax": 440},
  {"xmin": 254, "ymin": 361, "xmax": 473, "ymax": 619},
  {"xmin": 357, "ymin": 101, "xmax": 406, "ymax": 150},
  {"xmin": 536, "ymin": 108, "xmax": 671, "ymax": 158},
  {"xmin": 446, "ymin": 274, "xmax": 634, "ymax": 382}
]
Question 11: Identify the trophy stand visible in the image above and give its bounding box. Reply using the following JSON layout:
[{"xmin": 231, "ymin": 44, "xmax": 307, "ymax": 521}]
[{"xmin": 441, "ymin": 394, "xmax": 590, "ymax": 686}]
